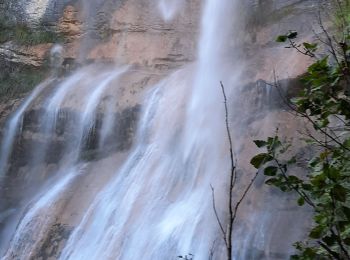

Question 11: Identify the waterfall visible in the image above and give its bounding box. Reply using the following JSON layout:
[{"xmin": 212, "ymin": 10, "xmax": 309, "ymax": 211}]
[
  {"xmin": 59, "ymin": 0, "xmax": 236, "ymax": 259},
  {"xmin": 1, "ymin": 0, "xmax": 241, "ymax": 259}
]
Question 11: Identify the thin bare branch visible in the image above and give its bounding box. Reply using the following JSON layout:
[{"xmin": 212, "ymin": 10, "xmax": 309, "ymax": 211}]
[
  {"xmin": 317, "ymin": 11, "xmax": 341, "ymax": 65},
  {"xmin": 219, "ymin": 81, "xmax": 235, "ymax": 260},
  {"xmin": 210, "ymin": 184, "xmax": 227, "ymax": 246},
  {"xmin": 208, "ymin": 238, "xmax": 218, "ymax": 260},
  {"xmin": 288, "ymin": 39, "xmax": 316, "ymax": 58},
  {"xmin": 231, "ymin": 171, "xmax": 259, "ymax": 226}
]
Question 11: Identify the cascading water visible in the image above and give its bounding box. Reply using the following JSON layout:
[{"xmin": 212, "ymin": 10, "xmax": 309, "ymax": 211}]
[
  {"xmin": 58, "ymin": 0, "xmax": 236, "ymax": 259},
  {"xmin": 0, "ymin": 64, "xmax": 132, "ymax": 258},
  {"xmin": 0, "ymin": 0, "xmax": 305, "ymax": 259},
  {"xmin": 1, "ymin": 0, "xmax": 235, "ymax": 258},
  {"xmin": 0, "ymin": 78, "xmax": 54, "ymax": 176}
]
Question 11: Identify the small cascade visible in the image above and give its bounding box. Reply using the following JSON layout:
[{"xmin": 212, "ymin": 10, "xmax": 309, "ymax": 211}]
[
  {"xmin": 2, "ymin": 167, "xmax": 82, "ymax": 260},
  {"xmin": 30, "ymin": 66, "xmax": 128, "ymax": 168},
  {"xmin": 158, "ymin": 0, "xmax": 185, "ymax": 21},
  {"xmin": 0, "ymin": 78, "xmax": 54, "ymax": 176},
  {"xmin": 98, "ymin": 97, "xmax": 117, "ymax": 150},
  {"xmin": 0, "ymin": 65, "xmax": 131, "ymax": 257},
  {"xmin": 76, "ymin": 66, "xmax": 129, "ymax": 158}
]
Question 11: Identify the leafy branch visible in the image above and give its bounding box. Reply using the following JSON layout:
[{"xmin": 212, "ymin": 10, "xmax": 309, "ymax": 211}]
[{"xmin": 250, "ymin": 1, "xmax": 350, "ymax": 258}]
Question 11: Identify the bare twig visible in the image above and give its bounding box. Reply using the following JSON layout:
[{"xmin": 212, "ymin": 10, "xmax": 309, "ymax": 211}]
[
  {"xmin": 317, "ymin": 11, "xmax": 341, "ymax": 65},
  {"xmin": 208, "ymin": 238, "xmax": 218, "ymax": 260},
  {"xmin": 288, "ymin": 38, "xmax": 316, "ymax": 58},
  {"xmin": 220, "ymin": 81, "xmax": 237, "ymax": 191},
  {"xmin": 231, "ymin": 171, "xmax": 259, "ymax": 225},
  {"xmin": 219, "ymin": 81, "xmax": 235, "ymax": 260},
  {"xmin": 211, "ymin": 82, "xmax": 259, "ymax": 260},
  {"xmin": 210, "ymin": 184, "xmax": 227, "ymax": 246}
]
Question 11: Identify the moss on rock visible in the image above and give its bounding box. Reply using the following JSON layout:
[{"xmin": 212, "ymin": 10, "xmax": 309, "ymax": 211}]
[
  {"xmin": 0, "ymin": 61, "xmax": 49, "ymax": 100},
  {"xmin": 0, "ymin": 22, "xmax": 63, "ymax": 45}
]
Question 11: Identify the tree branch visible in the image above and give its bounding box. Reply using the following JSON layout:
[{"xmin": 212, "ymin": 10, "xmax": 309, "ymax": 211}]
[
  {"xmin": 210, "ymin": 184, "xmax": 227, "ymax": 246},
  {"xmin": 318, "ymin": 241, "xmax": 342, "ymax": 260},
  {"xmin": 219, "ymin": 81, "xmax": 235, "ymax": 260}
]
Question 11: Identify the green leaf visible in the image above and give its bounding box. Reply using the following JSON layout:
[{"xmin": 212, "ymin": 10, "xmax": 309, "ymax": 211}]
[
  {"xmin": 304, "ymin": 248, "xmax": 317, "ymax": 258},
  {"xmin": 328, "ymin": 167, "xmax": 340, "ymax": 181},
  {"xmin": 253, "ymin": 140, "xmax": 268, "ymax": 148},
  {"xmin": 267, "ymin": 136, "xmax": 282, "ymax": 151},
  {"xmin": 303, "ymin": 42, "xmax": 318, "ymax": 51},
  {"xmin": 309, "ymin": 225, "xmax": 323, "ymax": 239},
  {"xmin": 276, "ymin": 35, "xmax": 288, "ymax": 42},
  {"xmin": 322, "ymin": 235, "xmax": 337, "ymax": 246},
  {"xmin": 288, "ymin": 175, "xmax": 301, "ymax": 184},
  {"xmin": 287, "ymin": 31, "xmax": 298, "ymax": 39},
  {"xmin": 342, "ymin": 206, "xmax": 350, "ymax": 220},
  {"xmin": 297, "ymin": 197, "xmax": 305, "ymax": 206},
  {"xmin": 264, "ymin": 166, "xmax": 278, "ymax": 176},
  {"xmin": 287, "ymin": 156, "xmax": 297, "ymax": 165},
  {"xmin": 302, "ymin": 183, "xmax": 313, "ymax": 191},
  {"xmin": 332, "ymin": 184, "xmax": 348, "ymax": 202},
  {"xmin": 344, "ymin": 138, "xmax": 350, "ymax": 148},
  {"xmin": 250, "ymin": 153, "xmax": 273, "ymax": 168},
  {"xmin": 310, "ymin": 174, "xmax": 326, "ymax": 189},
  {"xmin": 344, "ymin": 237, "xmax": 350, "ymax": 246},
  {"xmin": 265, "ymin": 178, "xmax": 279, "ymax": 186}
]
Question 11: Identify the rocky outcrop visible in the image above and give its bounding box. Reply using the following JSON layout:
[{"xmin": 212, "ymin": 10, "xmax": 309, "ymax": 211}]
[
  {"xmin": 0, "ymin": 42, "xmax": 52, "ymax": 67},
  {"xmin": 57, "ymin": 5, "xmax": 82, "ymax": 42}
]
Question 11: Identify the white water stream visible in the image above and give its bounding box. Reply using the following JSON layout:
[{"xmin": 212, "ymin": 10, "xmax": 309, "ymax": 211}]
[
  {"xmin": 58, "ymin": 1, "xmax": 236, "ymax": 259},
  {"xmin": 0, "ymin": 78, "xmax": 54, "ymax": 176},
  {"xmin": 0, "ymin": 0, "xmax": 269, "ymax": 259}
]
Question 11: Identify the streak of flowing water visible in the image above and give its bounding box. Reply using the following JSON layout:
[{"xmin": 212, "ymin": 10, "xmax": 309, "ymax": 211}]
[
  {"xmin": 158, "ymin": 0, "xmax": 185, "ymax": 21},
  {"xmin": 76, "ymin": 66, "xmax": 129, "ymax": 155},
  {"xmin": 25, "ymin": 0, "xmax": 50, "ymax": 22},
  {"xmin": 0, "ymin": 79, "xmax": 53, "ymax": 176},
  {"xmin": 98, "ymin": 97, "xmax": 116, "ymax": 149},
  {"xmin": 3, "ymin": 166, "xmax": 84, "ymax": 260},
  {"xmin": 31, "ymin": 66, "xmax": 128, "ymax": 166},
  {"xmin": 28, "ymin": 70, "xmax": 87, "ymax": 168}
]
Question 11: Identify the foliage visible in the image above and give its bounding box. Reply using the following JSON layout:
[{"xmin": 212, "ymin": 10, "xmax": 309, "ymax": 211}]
[
  {"xmin": 0, "ymin": 14, "xmax": 61, "ymax": 99},
  {"xmin": 252, "ymin": 134, "xmax": 350, "ymax": 259},
  {"xmin": 0, "ymin": 20, "xmax": 62, "ymax": 45},
  {"xmin": 250, "ymin": 1, "xmax": 350, "ymax": 259},
  {"xmin": 0, "ymin": 63, "xmax": 48, "ymax": 100}
]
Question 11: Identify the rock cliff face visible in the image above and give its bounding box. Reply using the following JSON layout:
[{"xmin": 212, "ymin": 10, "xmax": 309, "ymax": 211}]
[
  {"xmin": 0, "ymin": 0, "xmax": 321, "ymax": 99},
  {"xmin": 0, "ymin": 0, "xmax": 202, "ymax": 122},
  {"xmin": 1, "ymin": 0, "xmax": 200, "ymax": 70},
  {"xmin": 0, "ymin": 0, "xmax": 328, "ymax": 259}
]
